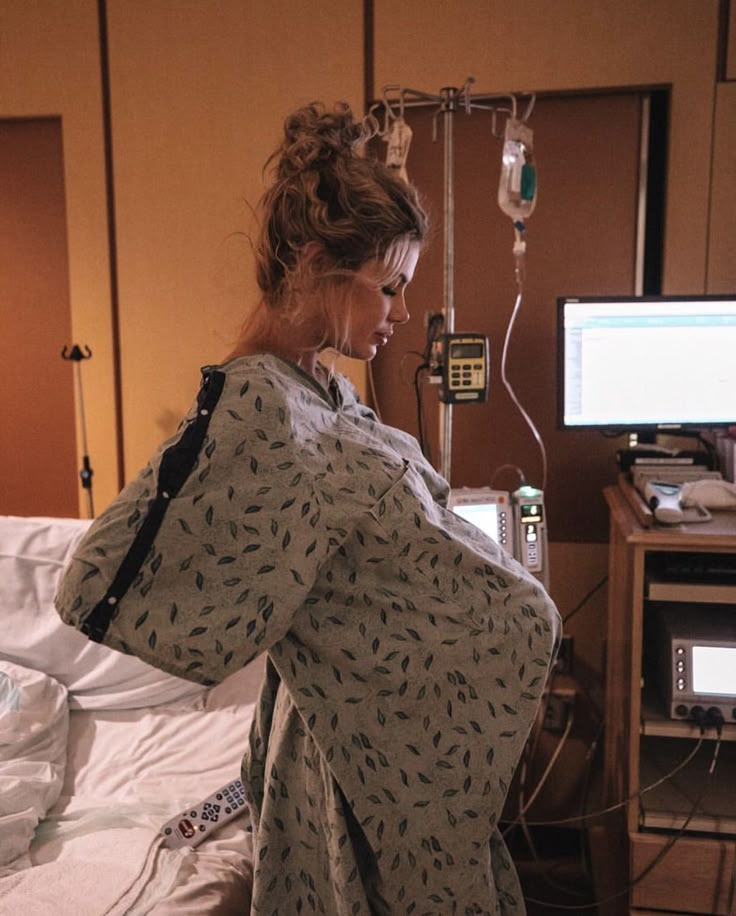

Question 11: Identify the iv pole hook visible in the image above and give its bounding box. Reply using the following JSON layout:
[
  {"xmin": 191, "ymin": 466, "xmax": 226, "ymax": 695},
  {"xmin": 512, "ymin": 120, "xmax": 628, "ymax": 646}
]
[{"xmin": 61, "ymin": 344, "xmax": 95, "ymax": 518}]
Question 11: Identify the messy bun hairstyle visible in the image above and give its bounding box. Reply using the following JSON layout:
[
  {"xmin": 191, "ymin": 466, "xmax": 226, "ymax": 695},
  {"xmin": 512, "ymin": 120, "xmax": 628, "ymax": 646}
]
[{"xmin": 255, "ymin": 101, "xmax": 428, "ymax": 309}]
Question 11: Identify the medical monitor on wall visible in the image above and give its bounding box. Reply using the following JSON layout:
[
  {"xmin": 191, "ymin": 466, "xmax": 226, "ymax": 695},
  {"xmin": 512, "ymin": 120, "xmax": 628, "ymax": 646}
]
[{"xmin": 557, "ymin": 295, "xmax": 736, "ymax": 436}]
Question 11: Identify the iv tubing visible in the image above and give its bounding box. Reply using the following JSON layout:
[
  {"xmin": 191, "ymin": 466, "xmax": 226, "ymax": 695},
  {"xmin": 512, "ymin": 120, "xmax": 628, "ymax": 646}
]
[{"xmin": 500, "ymin": 232, "xmax": 548, "ymax": 491}]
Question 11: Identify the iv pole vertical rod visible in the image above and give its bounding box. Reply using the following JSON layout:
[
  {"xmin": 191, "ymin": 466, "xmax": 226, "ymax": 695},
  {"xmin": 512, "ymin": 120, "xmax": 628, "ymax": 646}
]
[
  {"xmin": 73, "ymin": 358, "xmax": 94, "ymax": 519},
  {"xmin": 439, "ymin": 87, "xmax": 456, "ymax": 483}
]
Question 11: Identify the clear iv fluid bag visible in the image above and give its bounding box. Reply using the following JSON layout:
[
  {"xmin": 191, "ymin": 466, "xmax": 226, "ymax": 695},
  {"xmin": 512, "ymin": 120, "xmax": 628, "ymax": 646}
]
[{"xmin": 498, "ymin": 117, "xmax": 537, "ymax": 222}]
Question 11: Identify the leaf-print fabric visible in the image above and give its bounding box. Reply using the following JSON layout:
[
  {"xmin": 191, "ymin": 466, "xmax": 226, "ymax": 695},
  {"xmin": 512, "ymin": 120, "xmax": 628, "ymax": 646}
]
[{"xmin": 55, "ymin": 354, "xmax": 561, "ymax": 915}]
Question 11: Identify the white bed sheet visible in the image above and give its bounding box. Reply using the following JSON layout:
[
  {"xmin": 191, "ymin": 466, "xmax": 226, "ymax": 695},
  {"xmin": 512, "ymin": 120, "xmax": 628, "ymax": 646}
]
[{"xmin": 1, "ymin": 658, "xmax": 265, "ymax": 916}]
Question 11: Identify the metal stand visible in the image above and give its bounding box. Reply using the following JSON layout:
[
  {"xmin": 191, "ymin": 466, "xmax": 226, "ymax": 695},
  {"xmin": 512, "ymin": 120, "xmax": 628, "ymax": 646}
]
[
  {"xmin": 371, "ymin": 80, "xmax": 535, "ymax": 484},
  {"xmin": 61, "ymin": 344, "xmax": 95, "ymax": 518}
]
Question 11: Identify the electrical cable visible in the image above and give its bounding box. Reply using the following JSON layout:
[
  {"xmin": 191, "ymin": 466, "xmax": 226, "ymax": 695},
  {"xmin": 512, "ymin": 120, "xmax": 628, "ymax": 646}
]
[
  {"xmin": 505, "ymin": 692, "xmax": 598, "ymax": 902},
  {"xmin": 511, "ymin": 708, "xmax": 574, "ymax": 872},
  {"xmin": 562, "ymin": 575, "xmax": 609, "ymax": 626},
  {"xmin": 574, "ymin": 717, "xmax": 605, "ymax": 886},
  {"xmin": 499, "ymin": 244, "xmax": 548, "ymax": 490},
  {"xmin": 523, "ymin": 732, "xmax": 723, "ymax": 911},
  {"xmin": 490, "ymin": 463, "xmax": 527, "ymax": 490},
  {"xmin": 518, "ymin": 710, "xmax": 573, "ymax": 820},
  {"xmin": 413, "ymin": 362, "xmax": 432, "ymax": 462},
  {"xmin": 407, "ymin": 312, "xmax": 445, "ymax": 462},
  {"xmin": 505, "ymin": 687, "xmax": 553, "ymax": 846},
  {"xmin": 507, "ymin": 733, "xmax": 705, "ymax": 832}
]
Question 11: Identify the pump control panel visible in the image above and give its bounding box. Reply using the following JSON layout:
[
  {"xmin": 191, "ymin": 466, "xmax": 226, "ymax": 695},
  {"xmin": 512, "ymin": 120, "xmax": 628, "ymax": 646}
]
[{"xmin": 439, "ymin": 334, "xmax": 490, "ymax": 404}]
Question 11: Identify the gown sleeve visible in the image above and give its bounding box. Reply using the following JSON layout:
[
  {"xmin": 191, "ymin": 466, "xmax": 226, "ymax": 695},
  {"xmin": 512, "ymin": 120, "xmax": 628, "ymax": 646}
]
[{"xmin": 54, "ymin": 365, "xmax": 352, "ymax": 686}]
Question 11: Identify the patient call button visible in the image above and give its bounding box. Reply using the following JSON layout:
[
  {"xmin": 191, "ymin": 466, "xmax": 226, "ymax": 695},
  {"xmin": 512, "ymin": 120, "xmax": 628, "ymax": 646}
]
[{"xmin": 178, "ymin": 819, "xmax": 196, "ymax": 839}]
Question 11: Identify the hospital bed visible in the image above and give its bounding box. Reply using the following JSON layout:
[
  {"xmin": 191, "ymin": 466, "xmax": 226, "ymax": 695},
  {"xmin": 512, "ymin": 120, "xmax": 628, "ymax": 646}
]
[{"xmin": 0, "ymin": 515, "xmax": 261, "ymax": 915}]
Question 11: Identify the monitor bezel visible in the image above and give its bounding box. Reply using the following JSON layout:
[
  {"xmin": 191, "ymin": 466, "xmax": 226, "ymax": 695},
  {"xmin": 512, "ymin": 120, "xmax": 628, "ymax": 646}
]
[{"xmin": 556, "ymin": 293, "xmax": 736, "ymax": 434}]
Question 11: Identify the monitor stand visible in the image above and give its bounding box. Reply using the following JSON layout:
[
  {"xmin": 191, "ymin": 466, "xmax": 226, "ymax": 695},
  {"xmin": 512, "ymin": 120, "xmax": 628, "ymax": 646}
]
[
  {"xmin": 617, "ymin": 447, "xmax": 714, "ymax": 472},
  {"xmin": 617, "ymin": 430, "xmax": 715, "ymax": 472}
]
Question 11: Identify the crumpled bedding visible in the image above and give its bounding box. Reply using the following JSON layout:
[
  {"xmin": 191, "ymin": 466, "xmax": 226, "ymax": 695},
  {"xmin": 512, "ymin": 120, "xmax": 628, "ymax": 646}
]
[
  {"xmin": 0, "ymin": 659, "xmax": 262, "ymax": 915},
  {"xmin": 0, "ymin": 660, "xmax": 68, "ymax": 869},
  {"xmin": 0, "ymin": 511, "xmax": 262, "ymax": 915}
]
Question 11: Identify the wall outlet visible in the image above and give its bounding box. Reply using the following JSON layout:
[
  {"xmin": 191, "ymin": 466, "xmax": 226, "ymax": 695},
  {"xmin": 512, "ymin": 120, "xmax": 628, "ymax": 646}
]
[{"xmin": 543, "ymin": 689, "xmax": 575, "ymax": 733}]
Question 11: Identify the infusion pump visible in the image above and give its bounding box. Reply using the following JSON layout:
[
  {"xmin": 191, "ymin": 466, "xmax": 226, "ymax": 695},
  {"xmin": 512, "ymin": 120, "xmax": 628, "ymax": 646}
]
[{"xmin": 448, "ymin": 485, "xmax": 549, "ymax": 590}]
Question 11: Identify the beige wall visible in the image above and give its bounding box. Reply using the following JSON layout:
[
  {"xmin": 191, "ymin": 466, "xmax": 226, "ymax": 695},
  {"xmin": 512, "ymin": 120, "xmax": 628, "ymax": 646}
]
[
  {"xmin": 0, "ymin": 0, "xmax": 119, "ymax": 510},
  {"xmin": 107, "ymin": 0, "xmax": 364, "ymax": 479},
  {"xmin": 0, "ymin": 0, "xmax": 363, "ymax": 511}
]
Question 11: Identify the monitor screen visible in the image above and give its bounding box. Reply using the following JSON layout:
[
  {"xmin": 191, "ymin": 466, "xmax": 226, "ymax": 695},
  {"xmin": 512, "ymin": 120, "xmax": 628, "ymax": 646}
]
[
  {"xmin": 557, "ymin": 295, "xmax": 736, "ymax": 432},
  {"xmin": 691, "ymin": 646, "xmax": 736, "ymax": 698}
]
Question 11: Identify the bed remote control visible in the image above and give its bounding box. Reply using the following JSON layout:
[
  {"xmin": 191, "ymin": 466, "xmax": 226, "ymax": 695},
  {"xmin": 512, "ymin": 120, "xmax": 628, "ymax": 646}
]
[{"xmin": 161, "ymin": 778, "xmax": 248, "ymax": 848}]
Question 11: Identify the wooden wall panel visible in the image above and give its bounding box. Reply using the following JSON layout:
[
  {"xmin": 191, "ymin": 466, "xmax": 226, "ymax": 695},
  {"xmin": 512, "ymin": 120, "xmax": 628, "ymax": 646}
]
[
  {"xmin": 707, "ymin": 82, "xmax": 736, "ymax": 292},
  {"xmin": 373, "ymin": 0, "xmax": 719, "ymax": 295},
  {"xmin": 0, "ymin": 119, "xmax": 77, "ymax": 516}
]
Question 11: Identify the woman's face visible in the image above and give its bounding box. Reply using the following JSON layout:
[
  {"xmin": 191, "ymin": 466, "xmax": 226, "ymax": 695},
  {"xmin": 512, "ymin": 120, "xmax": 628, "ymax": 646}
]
[{"xmin": 338, "ymin": 242, "xmax": 421, "ymax": 361}]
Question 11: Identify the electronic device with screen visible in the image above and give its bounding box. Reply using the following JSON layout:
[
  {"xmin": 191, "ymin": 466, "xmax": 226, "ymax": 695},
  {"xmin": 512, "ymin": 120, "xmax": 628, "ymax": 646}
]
[
  {"xmin": 657, "ymin": 604, "xmax": 736, "ymax": 723},
  {"xmin": 439, "ymin": 334, "xmax": 490, "ymax": 404},
  {"xmin": 447, "ymin": 485, "xmax": 548, "ymax": 589},
  {"xmin": 557, "ymin": 295, "xmax": 736, "ymax": 437},
  {"xmin": 512, "ymin": 485, "xmax": 548, "ymax": 589},
  {"xmin": 447, "ymin": 488, "xmax": 512, "ymax": 552}
]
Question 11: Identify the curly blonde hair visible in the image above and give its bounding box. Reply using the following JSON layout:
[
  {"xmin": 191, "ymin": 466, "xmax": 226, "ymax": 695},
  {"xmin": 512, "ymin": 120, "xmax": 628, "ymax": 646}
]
[{"xmin": 256, "ymin": 101, "xmax": 428, "ymax": 307}]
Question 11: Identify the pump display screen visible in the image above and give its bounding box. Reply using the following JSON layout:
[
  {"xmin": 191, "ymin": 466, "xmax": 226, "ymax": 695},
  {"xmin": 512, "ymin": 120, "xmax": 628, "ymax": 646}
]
[
  {"xmin": 520, "ymin": 503, "xmax": 543, "ymax": 523},
  {"xmin": 452, "ymin": 502, "xmax": 502, "ymax": 543},
  {"xmin": 447, "ymin": 489, "xmax": 510, "ymax": 550},
  {"xmin": 691, "ymin": 646, "xmax": 736, "ymax": 697},
  {"xmin": 450, "ymin": 342, "xmax": 484, "ymax": 359}
]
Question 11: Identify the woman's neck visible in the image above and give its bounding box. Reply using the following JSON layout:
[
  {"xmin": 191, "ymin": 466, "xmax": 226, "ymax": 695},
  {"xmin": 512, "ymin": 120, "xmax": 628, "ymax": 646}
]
[
  {"xmin": 226, "ymin": 338, "xmax": 323, "ymax": 382},
  {"xmin": 226, "ymin": 301, "xmax": 329, "ymax": 382}
]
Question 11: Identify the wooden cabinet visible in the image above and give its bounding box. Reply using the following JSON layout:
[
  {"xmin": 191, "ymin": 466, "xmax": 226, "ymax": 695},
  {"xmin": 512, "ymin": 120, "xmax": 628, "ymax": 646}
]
[{"xmin": 603, "ymin": 484, "xmax": 736, "ymax": 915}]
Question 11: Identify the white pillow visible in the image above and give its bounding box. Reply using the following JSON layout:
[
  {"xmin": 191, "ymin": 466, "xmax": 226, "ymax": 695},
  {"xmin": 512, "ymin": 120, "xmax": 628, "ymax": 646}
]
[
  {"xmin": 0, "ymin": 660, "xmax": 68, "ymax": 867},
  {"xmin": 0, "ymin": 516, "xmax": 206, "ymax": 710}
]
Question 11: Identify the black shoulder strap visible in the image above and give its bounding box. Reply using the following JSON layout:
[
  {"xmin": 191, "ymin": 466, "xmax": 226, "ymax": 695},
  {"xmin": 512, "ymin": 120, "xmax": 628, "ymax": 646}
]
[{"xmin": 82, "ymin": 369, "xmax": 226, "ymax": 643}]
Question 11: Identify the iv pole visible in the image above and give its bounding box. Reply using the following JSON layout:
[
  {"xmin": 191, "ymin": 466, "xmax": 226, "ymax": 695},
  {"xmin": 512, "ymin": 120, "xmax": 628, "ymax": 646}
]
[
  {"xmin": 373, "ymin": 79, "xmax": 525, "ymax": 483},
  {"xmin": 61, "ymin": 344, "xmax": 95, "ymax": 518},
  {"xmin": 438, "ymin": 87, "xmax": 457, "ymax": 484}
]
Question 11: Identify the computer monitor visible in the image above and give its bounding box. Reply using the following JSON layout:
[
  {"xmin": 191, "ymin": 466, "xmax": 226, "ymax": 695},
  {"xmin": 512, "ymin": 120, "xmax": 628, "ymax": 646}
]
[{"xmin": 557, "ymin": 295, "xmax": 736, "ymax": 436}]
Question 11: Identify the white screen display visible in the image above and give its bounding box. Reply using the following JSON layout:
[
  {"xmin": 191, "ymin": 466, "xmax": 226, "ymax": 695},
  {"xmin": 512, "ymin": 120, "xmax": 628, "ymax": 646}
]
[
  {"xmin": 452, "ymin": 503, "xmax": 501, "ymax": 544},
  {"xmin": 691, "ymin": 646, "xmax": 736, "ymax": 696},
  {"xmin": 561, "ymin": 298, "xmax": 736, "ymax": 427}
]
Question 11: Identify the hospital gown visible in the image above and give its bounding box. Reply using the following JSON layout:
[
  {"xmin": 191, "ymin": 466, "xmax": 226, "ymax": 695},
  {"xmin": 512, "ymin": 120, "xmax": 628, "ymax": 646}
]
[{"xmin": 55, "ymin": 354, "xmax": 560, "ymax": 915}]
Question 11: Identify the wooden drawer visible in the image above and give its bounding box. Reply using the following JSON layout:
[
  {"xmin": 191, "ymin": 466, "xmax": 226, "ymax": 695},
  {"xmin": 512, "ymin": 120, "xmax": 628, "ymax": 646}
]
[{"xmin": 630, "ymin": 832, "xmax": 735, "ymax": 914}]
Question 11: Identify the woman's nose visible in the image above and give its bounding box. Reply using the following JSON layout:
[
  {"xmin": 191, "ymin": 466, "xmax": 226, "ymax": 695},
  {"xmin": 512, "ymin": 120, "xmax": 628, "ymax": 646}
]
[{"xmin": 391, "ymin": 292, "xmax": 410, "ymax": 325}]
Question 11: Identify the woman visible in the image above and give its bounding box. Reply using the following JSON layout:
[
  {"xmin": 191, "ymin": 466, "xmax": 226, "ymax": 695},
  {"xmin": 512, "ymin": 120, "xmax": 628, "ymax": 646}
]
[{"xmin": 56, "ymin": 101, "xmax": 560, "ymax": 915}]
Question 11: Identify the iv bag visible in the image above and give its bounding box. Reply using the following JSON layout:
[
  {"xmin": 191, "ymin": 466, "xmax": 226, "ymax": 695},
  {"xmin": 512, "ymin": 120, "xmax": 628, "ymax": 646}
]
[
  {"xmin": 385, "ymin": 118, "xmax": 412, "ymax": 183},
  {"xmin": 498, "ymin": 117, "xmax": 537, "ymax": 222}
]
